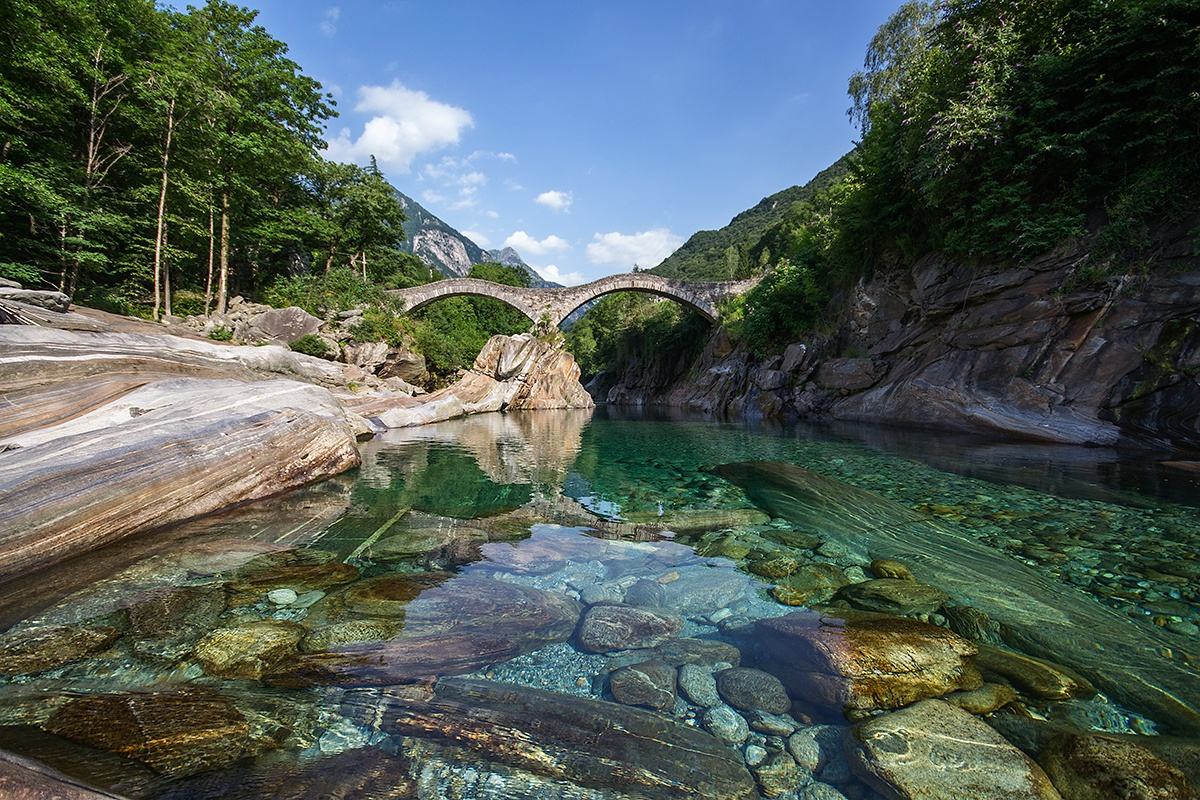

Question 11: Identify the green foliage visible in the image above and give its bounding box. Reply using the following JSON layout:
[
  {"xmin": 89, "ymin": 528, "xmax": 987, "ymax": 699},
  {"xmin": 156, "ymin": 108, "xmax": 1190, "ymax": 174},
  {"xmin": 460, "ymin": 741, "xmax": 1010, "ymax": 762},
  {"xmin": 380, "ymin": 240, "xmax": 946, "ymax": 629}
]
[
  {"xmin": 839, "ymin": 0, "xmax": 1200, "ymax": 271},
  {"xmin": 0, "ymin": 262, "xmax": 43, "ymax": 286},
  {"xmin": 289, "ymin": 333, "xmax": 331, "ymax": 358},
  {"xmin": 264, "ymin": 267, "xmax": 403, "ymax": 317},
  {"xmin": 652, "ymin": 159, "xmax": 850, "ymax": 280},
  {"xmin": 565, "ymin": 292, "xmax": 709, "ymax": 379},
  {"xmin": 207, "ymin": 324, "xmax": 232, "ymax": 341},
  {"xmin": 737, "ymin": 260, "xmax": 828, "ymax": 356}
]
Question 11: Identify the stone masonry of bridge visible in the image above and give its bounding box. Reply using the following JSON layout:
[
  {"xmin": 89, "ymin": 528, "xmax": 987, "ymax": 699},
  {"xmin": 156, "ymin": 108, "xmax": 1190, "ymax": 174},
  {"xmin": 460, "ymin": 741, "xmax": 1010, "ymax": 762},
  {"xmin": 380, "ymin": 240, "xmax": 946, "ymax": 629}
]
[{"xmin": 387, "ymin": 273, "xmax": 762, "ymax": 328}]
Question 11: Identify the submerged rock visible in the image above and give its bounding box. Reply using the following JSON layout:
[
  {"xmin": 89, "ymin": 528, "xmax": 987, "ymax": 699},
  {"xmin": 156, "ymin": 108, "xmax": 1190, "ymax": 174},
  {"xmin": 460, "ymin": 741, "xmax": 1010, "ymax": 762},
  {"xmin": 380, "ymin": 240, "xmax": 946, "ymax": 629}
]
[
  {"xmin": 847, "ymin": 699, "xmax": 1063, "ymax": 800},
  {"xmin": 0, "ymin": 748, "xmax": 131, "ymax": 800},
  {"xmin": 755, "ymin": 610, "xmax": 981, "ymax": 716},
  {"xmin": 575, "ymin": 604, "xmax": 683, "ymax": 653},
  {"xmin": 193, "ymin": 621, "xmax": 305, "ymax": 680},
  {"xmin": 976, "ymin": 644, "xmax": 1096, "ymax": 701},
  {"xmin": 716, "ymin": 667, "xmax": 791, "ymax": 715},
  {"xmin": 716, "ymin": 461, "xmax": 1200, "ymax": 735},
  {"xmin": 1039, "ymin": 733, "xmax": 1196, "ymax": 800},
  {"xmin": 342, "ymin": 678, "xmax": 758, "ymax": 799},
  {"xmin": 42, "ymin": 688, "xmax": 250, "ymax": 779},
  {"xmin": 125, "ymin": 584, "xmax": 225, "ymax": 666},
  {"xmin": 225, "ymin": 562, "xmax": 358, "ymax": 605},
  {"xmin": 835, "ymin": 578, "xmax": 950, "ymax": 616},
  {"xmin": 0, "ymin": 625, "xmax": 121, "ymax": 677},
  {"xmin": 609, "ymin": 660, "xmax": 678, "ymax": 711}
]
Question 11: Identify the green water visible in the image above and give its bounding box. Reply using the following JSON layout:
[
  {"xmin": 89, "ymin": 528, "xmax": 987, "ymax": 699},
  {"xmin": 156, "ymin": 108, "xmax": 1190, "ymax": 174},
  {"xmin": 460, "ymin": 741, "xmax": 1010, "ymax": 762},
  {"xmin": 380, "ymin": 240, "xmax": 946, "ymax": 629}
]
[{"xmin": 0, "ymin": 408, "xmax": 1197, "ymax": 799}]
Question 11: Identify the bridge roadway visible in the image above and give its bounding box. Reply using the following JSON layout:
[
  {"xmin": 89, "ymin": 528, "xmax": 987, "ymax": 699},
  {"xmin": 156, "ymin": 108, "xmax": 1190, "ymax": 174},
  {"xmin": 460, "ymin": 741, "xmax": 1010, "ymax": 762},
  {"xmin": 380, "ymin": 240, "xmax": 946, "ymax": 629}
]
[{"xmin": 387, "ymin": 273, "xmax": 761, "ymax": 328}]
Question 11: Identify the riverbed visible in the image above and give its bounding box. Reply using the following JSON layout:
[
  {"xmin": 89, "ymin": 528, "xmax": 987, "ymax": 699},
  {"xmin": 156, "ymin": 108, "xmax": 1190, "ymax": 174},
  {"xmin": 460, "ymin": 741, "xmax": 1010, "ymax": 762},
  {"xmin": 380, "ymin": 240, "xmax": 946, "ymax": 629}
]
[{"xmin": 0, "ymin": 407, "xmax": 1197, "ymax": 799}]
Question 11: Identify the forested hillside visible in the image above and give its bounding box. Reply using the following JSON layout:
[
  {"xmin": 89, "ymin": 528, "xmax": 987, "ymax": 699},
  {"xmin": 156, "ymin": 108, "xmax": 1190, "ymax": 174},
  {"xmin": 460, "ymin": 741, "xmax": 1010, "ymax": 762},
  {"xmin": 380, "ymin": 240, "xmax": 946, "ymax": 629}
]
[
  {"xmin": 650, "ymin": 159, "xmax": 848, "ymax": 281},
  {"xmin": 0, "ymin": 0, "xmax": 424, "ymax": 319},
  {"xmin": 575, "ymin": 0, "xmax": 1200, "ymax": 379}
]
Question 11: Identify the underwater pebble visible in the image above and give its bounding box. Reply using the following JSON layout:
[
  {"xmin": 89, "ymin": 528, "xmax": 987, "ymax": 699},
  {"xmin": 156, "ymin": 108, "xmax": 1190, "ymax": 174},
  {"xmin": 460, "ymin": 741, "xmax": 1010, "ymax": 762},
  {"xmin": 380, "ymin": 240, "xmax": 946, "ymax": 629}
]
[
  {"xmin": 702, "ymin": 705, "xmax": 749, "ymax": 745},
  {"xmin": 744, "ymin": 744, "xmax": 768, "ymax": 767},
  {"xmin": 267, "ymin": 588, "xmax": 298, "ymax": 605},
  {"xmin": 678, "ymin": 663, "xmax": 721, "ymax": 708}
]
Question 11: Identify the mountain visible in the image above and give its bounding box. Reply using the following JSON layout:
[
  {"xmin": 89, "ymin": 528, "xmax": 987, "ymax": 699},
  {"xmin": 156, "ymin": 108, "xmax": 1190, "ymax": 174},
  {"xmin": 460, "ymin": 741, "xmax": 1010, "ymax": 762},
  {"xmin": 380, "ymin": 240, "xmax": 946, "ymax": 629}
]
[
  {"xmin": 395, "ymin": 191, "xmax": 553, "ymax": 286},
  {"xmin": 651, "ymin": 157, "xmax": 851, "ymax": 281}
]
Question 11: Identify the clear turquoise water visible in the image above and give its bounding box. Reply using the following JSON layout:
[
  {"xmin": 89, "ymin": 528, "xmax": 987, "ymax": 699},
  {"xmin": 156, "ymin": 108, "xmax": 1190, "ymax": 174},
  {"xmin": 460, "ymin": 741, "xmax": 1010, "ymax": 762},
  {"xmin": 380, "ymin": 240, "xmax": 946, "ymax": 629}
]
[{"xmin": 0, "ymin": 408, "xmax": 1197, "ymax": 798}]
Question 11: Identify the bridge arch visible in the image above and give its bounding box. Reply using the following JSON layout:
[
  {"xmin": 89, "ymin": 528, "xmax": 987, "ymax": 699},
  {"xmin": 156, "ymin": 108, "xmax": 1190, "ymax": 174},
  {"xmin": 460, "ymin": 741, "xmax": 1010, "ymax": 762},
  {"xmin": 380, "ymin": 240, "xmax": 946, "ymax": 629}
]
[{"xmin": 388, "ymin": 273, "xmax": 760, "ymax": 329}]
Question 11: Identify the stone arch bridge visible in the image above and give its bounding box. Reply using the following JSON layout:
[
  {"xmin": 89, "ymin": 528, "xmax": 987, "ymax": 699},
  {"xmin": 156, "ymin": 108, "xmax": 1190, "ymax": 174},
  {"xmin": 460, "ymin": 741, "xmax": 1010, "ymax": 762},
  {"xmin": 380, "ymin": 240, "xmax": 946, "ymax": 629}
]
[{"xmin": 388, "ymin": 273, "xmax": 761, "ymax": 328}]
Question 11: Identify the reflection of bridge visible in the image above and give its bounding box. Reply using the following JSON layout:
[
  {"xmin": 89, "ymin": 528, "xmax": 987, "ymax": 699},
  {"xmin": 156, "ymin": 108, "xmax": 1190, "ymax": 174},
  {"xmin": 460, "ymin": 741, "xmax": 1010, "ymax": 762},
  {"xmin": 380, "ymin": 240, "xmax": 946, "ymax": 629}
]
[{"xmin": 388, "ymin": 273, "xmax": 761, "ymax": 328}]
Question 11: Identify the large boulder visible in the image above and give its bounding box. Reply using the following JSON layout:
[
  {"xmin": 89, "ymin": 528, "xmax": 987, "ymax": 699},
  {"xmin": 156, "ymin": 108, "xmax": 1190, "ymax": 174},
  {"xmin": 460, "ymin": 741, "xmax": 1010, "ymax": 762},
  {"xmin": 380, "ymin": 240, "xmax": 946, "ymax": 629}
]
[
  {"xmin": 755, "ymin": 610, "xmax": 982, "ymax": 716},
  {"xmin": 847, "ymin": 699, "xmax": 1063, "ymax": 800},
  {"xmin": 245, "ymin": 306, "xmax": 322, "ymax": 345},
  {"xmin": 0, "ymin": 287, "xmax": 70, "ymax": 313},
  {"xmin": 1039, "ymin": 733, "xmax": 1195, "ymax": 800},
  {"xmin": 0, "ymin": 376, "xmax": 360, "ymax": 583}
]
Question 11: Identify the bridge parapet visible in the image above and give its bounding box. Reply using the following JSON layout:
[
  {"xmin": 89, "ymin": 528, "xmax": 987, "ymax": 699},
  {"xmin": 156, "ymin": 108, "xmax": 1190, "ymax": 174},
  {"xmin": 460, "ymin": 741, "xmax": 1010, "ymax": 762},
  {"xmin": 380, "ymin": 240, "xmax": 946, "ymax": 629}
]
[{"xmin": 388, "ymin": 273, "xmax": 761, "ymax": 328}]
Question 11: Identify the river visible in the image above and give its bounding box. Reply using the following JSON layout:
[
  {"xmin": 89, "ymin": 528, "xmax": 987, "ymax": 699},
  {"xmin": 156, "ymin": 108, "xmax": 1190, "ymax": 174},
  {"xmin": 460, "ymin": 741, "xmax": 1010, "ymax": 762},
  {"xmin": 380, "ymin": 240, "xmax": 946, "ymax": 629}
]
[{"xmin": 0, "ymin": 407, "xmax": 1197, "ymax": 798}]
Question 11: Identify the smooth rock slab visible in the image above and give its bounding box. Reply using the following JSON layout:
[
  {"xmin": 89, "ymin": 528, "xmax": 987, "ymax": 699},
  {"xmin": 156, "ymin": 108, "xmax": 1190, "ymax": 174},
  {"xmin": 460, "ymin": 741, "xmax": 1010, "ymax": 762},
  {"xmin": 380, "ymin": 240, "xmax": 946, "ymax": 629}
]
[
  {"xmin": 847, "ymin": 699, "xmax": 1062, "ymax": 800},
  {"xmin": 0, "ymin": 376, "xmax": 360, "ymax": 584},
  {"xmin": 976, "ymin": 643, "xmax": 1095, "ymax": 700},
  {"xmin": 342, "ymin": 678, "xmax": 758, "ymax": 799},
  {"xmin": 755, "ymin": 610, "xmax": 981, "ymax": 716}
]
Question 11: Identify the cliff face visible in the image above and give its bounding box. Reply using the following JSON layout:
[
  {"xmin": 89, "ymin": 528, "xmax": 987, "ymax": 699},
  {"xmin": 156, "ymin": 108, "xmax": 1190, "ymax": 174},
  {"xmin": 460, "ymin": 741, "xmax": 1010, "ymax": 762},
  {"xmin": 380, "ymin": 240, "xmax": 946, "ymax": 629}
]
[{"xmin": 596, "ymin": 235, "xmax": 1200, "ymax": 449}]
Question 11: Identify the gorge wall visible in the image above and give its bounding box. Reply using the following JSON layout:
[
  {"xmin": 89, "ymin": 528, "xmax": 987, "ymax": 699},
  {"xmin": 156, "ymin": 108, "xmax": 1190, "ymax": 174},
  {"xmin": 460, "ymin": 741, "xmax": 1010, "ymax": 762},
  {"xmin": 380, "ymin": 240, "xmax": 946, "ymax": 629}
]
[{"xmin": 594, "ymin": 233, "xmax": 1200, "ymax": 450}]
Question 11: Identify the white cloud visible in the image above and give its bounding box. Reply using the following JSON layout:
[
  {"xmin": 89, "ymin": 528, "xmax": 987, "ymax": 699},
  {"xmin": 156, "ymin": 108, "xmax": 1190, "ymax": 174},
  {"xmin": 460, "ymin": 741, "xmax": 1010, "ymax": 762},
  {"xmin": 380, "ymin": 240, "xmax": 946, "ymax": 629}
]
[
  {"xmin": 319, "ymin": 6, "xmax": 339, "ymax": 37},
  {"xmin": 535, "ymin": 190, "xmax": 573, "ymax": 212},
  {"xmin": 462, "ymin": 230, "xmax": 490, "ymax": 247},
  {"xmin": 535, "ymin": 264, "xmax": 586, "ymax": 286},
  {"xmin": 324, "ymin": 81, "xmax": 473, "ymax": 172},
  {"xmin": 586, "ymin": 228, "xmax": 683, "ymax": 269},
  {"xmin": 486, "ymin": 210, "xmax": 500, "ymax": 219},
  {"xmin": 421, "ymin": 189, "xmax": 447, "ymax": 204},
  {"xmin": 504, "ymin": 230, "xmax": 570, "ymax": 256}
]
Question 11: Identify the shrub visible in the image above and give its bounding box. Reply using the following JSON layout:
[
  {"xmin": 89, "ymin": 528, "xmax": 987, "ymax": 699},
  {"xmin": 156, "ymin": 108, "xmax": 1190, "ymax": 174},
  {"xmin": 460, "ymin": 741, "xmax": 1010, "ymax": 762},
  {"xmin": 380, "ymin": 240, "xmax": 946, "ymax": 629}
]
[
  {"xmin": 208, "ymin": 325, "xmax": 233, "ymax": 342},
  {"xmin": 289, "ymin": 333, "xmax": 333, "ymax": 358}
]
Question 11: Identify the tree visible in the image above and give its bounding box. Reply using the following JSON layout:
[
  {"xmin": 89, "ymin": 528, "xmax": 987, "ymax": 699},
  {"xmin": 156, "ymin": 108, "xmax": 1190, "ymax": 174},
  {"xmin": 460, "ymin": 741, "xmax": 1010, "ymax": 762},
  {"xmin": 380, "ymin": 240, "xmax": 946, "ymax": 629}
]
[
  {"xmin": 847, "ymin": 0, "xmax": 939, "ymax": 133},
  {"xmin": 190, "ymin": 0, "xmax": 334, "ymax": 313}
]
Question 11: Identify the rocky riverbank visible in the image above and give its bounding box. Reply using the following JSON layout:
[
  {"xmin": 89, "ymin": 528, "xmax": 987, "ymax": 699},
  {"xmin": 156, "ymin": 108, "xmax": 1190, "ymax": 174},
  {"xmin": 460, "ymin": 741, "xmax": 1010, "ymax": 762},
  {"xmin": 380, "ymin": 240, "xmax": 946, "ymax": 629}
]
[
  {"xmin": 594, "ymin": 238, "xmax": 1200, "ymax": 450},
  {"xmin": 0, "ymin": 292, "xmax": 591, "ymax": 586}
]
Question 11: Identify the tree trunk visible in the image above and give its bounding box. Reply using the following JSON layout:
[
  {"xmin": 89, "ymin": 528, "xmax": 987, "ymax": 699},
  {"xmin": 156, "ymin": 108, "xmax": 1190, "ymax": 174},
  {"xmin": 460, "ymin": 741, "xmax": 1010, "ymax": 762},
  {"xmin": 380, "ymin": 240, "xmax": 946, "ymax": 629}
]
[
  {"xmin": 204, "ymin": 191, "xmax": 215, "ymax": 314},
  {"xmin": 217, "ymin": 187, "xmax": 230, "ymax": 314},
  {"xmin": 152, "ymin": 97, "xmax": 175, "ymax": 321}
]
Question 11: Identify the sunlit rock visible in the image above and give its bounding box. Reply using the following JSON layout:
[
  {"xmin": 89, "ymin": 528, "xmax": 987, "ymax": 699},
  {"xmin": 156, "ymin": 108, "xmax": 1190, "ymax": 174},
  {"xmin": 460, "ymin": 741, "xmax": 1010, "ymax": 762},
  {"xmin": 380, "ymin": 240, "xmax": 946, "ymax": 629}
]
[{"xmin": 755, "ymin": 610, "xmax": 982, "ymax": 717}]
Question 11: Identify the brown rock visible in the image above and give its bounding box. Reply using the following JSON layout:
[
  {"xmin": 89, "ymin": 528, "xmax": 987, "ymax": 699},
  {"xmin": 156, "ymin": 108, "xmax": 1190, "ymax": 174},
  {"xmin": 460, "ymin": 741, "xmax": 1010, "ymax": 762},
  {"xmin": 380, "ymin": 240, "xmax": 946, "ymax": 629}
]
[
  {"xmin": 976, "ymin": 644, "xmax": 1096, "ymax": 700},
  {"xmin": 716, "ymin": 668, "xmax": 791, "ymax": 715},
  {"xmin": 1039, "ymin": 733, "xmax": 1195, "ymax": 800},
  {"xmin": 0, "ymin": 625, "xmax": 120, "ymax": 677},
  {"xmin": 609, "ymin": 660, "xmax": 678, "ymax": 711},
  {"xmin": 338, "ymin": 572, "xmax": 451, "ymax": 617},
  {"xmin": 126, "ymin": 584, "xmax": 225, "ymax": 665},
  {"xmin": 404, "ymin": 576, "xmax": 582, "ymax": 644},
  {"xmin": 641, "ymin": 637, "xmax": 742, "ymax": 668},
  {"xmin": 576, "ymin": 605, "xmax": 684, "ymax": 653},
  {"xmin": 193, "ymin": 621, "xmax": 305, "ymax": 680},
  {"xmin": 42, "ymin": 688, "xmax": 249, "ymax": 778},
  {"xmin": 300, "ymin": 619, "xmax": 402, "ymax": 652},
  {"xmin": 755, "ymin": 610, "xmax": 982, "ymax": 715},
  {"xmin": 835, "ymin": 578, "xmax": 950, "ymax": 615},
  {"xmin": 772, "ymin": 563, "xmax": 849, "ymax": 606},
  {"xmin": 870, "ymin": 558, "xmax": 915, "ymax": 581},
  {"xmin": 943, "ymin": 682, "xmax": 1019, "ymax": 714}
]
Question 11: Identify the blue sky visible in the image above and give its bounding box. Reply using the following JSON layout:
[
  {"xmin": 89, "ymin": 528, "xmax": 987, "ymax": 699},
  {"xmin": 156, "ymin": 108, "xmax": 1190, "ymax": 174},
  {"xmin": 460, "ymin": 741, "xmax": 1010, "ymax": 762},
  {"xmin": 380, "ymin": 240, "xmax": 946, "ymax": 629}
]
[{"xmin": 249, "ymin": 1, "xmax": 903, "ymax": 284}]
